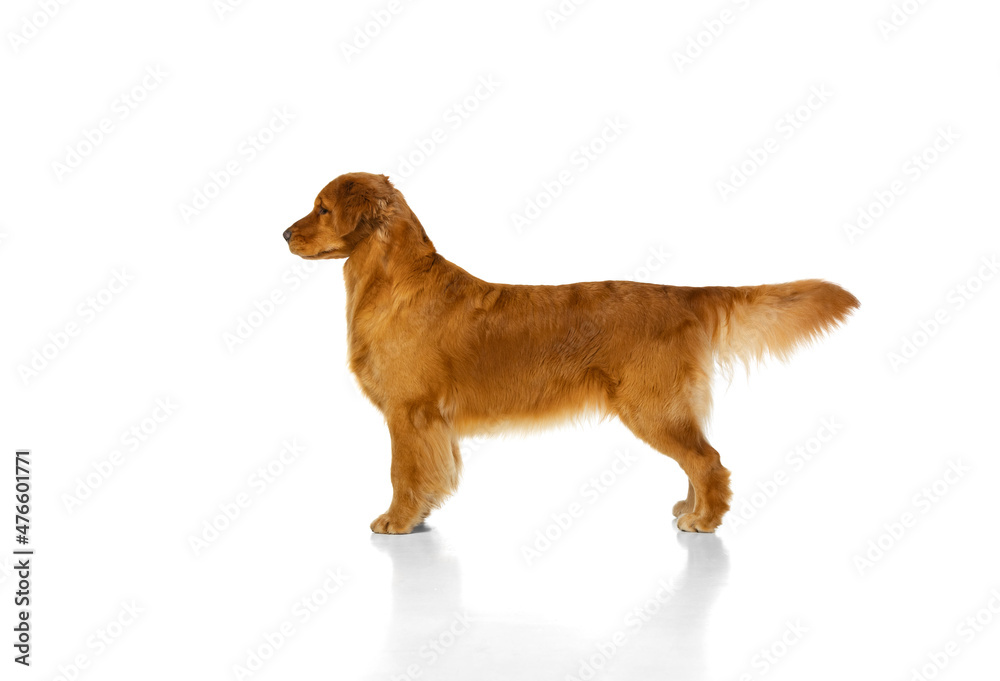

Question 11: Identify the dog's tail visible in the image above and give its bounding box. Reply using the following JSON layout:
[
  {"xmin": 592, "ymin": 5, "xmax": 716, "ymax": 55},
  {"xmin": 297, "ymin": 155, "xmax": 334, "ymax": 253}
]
[{"xmin": 688, "ymin": 279, "xmax": 859, "ymax": 374}]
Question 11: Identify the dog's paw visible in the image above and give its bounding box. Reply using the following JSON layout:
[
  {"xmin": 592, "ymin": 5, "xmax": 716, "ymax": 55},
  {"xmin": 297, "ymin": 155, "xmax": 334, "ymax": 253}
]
[
  {"xmin": 370, "ymin": 512, "xmax": 415, "ymax": 535},
  {"xmin": 677, "ymin": 513, "xmax": 719, "ymax": 533},
  {"xmin": 672, "ymin": 499, "xmax": 694, "ymax": 518}
]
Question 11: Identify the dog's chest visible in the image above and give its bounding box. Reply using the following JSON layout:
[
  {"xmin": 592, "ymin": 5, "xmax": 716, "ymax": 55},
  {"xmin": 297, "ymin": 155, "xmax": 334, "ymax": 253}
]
[{"xmin": 346, "ymin": 297, "xmax": 425, "ymax": 403}]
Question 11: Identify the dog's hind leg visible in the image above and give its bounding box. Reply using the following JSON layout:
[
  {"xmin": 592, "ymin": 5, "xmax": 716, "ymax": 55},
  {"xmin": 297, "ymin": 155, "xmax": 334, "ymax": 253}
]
[
  {"xmin": 619, "ymin": 413, "xmax": 732, "ymax": 533},
  {"xmin": 612, "ymin": 355, "xmax": 730, "ymax": 532},
  {"xmin": 612, "ymin": 338, "xmax": 731, "ymax": 531},
  {"xmin": 672, "ymin": 436, "xmax": 731, "ymax": 533},
  {"xmin": 370, "ymin": 403, "xmax": 460, "ymax": 534}
]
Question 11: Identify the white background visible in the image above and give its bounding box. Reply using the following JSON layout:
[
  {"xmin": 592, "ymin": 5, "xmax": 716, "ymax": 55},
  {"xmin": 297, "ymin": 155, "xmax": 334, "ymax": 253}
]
[{"xmin": 2, "ymin": 0, "xmax": 999, "ymax": 679}]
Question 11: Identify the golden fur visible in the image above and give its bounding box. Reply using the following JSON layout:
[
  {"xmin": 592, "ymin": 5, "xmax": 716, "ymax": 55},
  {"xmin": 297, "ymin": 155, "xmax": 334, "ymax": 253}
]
[{"xmin": 283, "ymin": 172, "xmax": 859, "ymax": 533}]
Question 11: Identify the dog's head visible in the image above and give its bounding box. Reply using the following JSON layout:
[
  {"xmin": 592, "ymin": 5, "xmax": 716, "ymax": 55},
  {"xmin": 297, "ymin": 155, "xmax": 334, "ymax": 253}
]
[{"xmin": 283, "ymin": 172, "xmax": 396, "ymax": 260}]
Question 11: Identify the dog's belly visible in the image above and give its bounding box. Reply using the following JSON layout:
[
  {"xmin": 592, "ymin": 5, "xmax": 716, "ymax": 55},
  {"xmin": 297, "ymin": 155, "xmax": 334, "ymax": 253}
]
[{"xmin": 448, "ymin": 354, "xmax": 615, "ymax": 435}]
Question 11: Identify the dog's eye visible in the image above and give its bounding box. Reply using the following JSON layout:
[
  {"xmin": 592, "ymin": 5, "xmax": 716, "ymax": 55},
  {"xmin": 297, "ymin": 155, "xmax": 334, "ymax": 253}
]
[{"xmin": 318, "ymin": 207, "xmax": 329, "ymax": 215}]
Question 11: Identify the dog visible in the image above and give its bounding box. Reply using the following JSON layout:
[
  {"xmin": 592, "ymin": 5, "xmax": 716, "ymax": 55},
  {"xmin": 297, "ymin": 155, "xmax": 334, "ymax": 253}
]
[{"xmin": 283, "ymin": 172, "xmax": 859, "ymax": 534}]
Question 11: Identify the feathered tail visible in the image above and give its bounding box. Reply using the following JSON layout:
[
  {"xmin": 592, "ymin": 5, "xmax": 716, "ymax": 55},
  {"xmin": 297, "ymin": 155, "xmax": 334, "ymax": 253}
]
[{"xmin": 688, "ymin": 279, "xmax": 859, "ymax": 374}]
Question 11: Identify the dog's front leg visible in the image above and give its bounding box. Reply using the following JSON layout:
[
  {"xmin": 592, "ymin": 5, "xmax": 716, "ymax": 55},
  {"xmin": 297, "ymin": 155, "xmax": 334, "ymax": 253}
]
[{"xmin": 370, "ymin": 404, "xmax": 460, "ymax": 534}]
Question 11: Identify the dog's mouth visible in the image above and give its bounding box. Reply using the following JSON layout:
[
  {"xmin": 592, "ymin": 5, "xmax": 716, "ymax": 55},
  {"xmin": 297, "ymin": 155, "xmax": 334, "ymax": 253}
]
[{"xmin": 302, "ymin": 248, "xmax": 345, "ymax": 260}]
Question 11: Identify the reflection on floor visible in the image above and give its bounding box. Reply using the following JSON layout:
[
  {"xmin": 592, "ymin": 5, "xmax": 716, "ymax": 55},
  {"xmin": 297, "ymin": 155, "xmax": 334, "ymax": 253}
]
[{"xmin": 365, "ymin": 522, "xmax": 730, "ymax": 680}]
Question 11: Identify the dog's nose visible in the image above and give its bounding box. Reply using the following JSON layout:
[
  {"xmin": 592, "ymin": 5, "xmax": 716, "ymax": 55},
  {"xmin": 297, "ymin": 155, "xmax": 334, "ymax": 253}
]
[{"xmin": 282, "ymin": 228, "xmax": 292, "ymax": 242}]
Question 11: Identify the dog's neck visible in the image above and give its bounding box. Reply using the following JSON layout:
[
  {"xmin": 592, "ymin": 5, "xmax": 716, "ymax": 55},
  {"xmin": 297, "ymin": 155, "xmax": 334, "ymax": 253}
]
[{"xmin": 342, "ymin": 208, "xmax": 439, "ymax": 317}]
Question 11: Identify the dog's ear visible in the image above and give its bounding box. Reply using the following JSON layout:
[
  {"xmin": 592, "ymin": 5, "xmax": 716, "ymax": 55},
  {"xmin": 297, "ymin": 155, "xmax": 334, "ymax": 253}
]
[{"xmin": 336, "ymin": 175, "xmax": 395, "ymax": 248}]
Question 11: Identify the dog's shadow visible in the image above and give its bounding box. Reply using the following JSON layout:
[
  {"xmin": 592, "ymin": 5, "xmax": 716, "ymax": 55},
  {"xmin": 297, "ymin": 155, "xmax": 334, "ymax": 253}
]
[{"xmin": 365, "ymin": 524, "xmax": 730, "ymax": 679}]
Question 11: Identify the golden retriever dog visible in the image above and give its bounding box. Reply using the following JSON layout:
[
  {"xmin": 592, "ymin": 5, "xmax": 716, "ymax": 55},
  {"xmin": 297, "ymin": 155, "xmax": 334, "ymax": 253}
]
[{"xmin": 283, "ymin": 172, "xmax": 858, "ymax": 534}]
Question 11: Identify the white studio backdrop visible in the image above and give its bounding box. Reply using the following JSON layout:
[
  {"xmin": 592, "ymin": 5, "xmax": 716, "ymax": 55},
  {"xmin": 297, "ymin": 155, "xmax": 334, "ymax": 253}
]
[{"xmin": 2, "ymin": 1, "xmax": 999, "ymax": 679}]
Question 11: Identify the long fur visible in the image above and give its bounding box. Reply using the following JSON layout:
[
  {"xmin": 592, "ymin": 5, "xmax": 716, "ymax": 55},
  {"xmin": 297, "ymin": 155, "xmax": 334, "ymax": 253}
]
[
  {"xmin": 689, "ymin": 280, "xmax": 860, "ymax": 376},
  {"xmin": 284, "ymin": 173, "xmax": 859, "ymax": 534}
]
